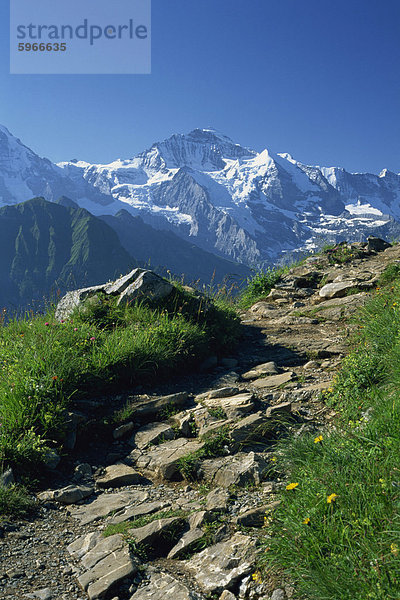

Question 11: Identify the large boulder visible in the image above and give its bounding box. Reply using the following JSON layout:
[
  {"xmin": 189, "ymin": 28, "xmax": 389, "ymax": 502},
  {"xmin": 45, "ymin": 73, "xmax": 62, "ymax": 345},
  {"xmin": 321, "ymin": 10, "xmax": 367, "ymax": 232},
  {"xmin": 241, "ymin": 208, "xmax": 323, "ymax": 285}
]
[{"xmin": 55, "ymin": 268, "xmax": 174, "ymax": 321}]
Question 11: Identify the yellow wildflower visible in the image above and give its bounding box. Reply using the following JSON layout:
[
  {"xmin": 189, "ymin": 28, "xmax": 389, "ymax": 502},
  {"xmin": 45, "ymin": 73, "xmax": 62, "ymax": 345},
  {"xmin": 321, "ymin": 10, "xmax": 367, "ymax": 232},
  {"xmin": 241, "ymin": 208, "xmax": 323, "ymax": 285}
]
[
  {"xmin": 314, "ymin": 435, "xmax": 323, "ymax": 444},
  {"xmin": 391, "ymin": 543, "xmax": 399, "ymax": 556},
  {"xmin": 286, "ymin": 482, "xmax": 299, "ymax": 491},
  {"xmin": 271, "ymin": 456, "xmax": 277, "ymax": 462},
  {"xmin": 252, "ymin": 572, "xmax": 262, "ymax": 583},
  {"xmin": 303, "ymin": 517, "xmax": 311, "ymax": 525},
  {"xmin": 327, "ymin": 493, "xmax": 338, "ymax": 504}
]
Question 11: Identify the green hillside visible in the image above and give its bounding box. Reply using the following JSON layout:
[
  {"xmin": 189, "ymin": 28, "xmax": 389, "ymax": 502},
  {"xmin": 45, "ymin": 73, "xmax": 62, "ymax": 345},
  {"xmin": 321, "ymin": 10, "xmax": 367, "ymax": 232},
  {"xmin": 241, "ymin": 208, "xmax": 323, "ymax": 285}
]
[{"xmin": 0, "ymin": 197, "xmax": 137, "ymax": 310}]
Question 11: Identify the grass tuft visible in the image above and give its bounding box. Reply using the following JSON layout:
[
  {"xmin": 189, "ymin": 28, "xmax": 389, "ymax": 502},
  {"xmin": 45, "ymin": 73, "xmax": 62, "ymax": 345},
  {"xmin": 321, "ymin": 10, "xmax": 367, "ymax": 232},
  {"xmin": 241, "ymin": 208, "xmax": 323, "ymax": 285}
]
[{"xmin": 238, "ymin": 267, "xmax": 289, "ymax": 309}]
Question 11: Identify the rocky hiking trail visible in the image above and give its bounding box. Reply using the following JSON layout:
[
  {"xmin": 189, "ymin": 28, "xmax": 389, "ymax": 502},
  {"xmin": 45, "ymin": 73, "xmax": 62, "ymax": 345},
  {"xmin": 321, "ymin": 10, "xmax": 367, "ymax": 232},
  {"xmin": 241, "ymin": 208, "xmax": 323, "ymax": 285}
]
[{"xmin": 1, "ymin": 237, "xmax": 399, "ymax": 600}]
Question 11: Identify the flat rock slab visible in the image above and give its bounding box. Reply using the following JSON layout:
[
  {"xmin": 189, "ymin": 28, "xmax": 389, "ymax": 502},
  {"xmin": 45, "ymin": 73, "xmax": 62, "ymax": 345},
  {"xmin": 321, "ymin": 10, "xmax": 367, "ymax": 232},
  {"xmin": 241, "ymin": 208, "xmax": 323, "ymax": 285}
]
[
  {"xmin": 130, "ymin": 569, "xmax": 204, "ymax": 600},
  {"xmin": 167, "ymin": 527, "xmax": 205, "ymax": 559},
  {"xmin": 196, "ymin": 387, "xmax": 239, "ymax": 400},
  {"xmin": 69, "ymin": 490, "xmax": 149, "ymax": 524},
  {"xmin": 242, "ymin": 362, "xmax": 279, "ymax": 380},
  {"xmin": 203, "ymin": 392, "xmax": 255, "ymax": 419},
  {"xmin": 96, "ymin": 463, "xmax": 142, "ymax": 488},
  {"xmin": 132, "ymin": 438, "xmax": 204, "ymax": 481},
  {"xmin": 251, "ymin": 371, "xmax": 295, "ymax": 389},
  {"xmin": 68, "ymin": 532, "xmax": 102, "ymax": 560},
  {"xmin": 78, "ymin": 544, "xmax": 137, "ymax": 600},
  {"xmin": 319, "ymin": 281, "xmax": 356, "ymax": 299},
  {"xmin": 131, "ymin": 422, "xmax": 175, "ymax": 449},
  {"xmin": 131, "ymin": 392, "xmax": 189, "ymax": 421},
  {"xmin": 200, "ymin": 452, "xmax": 268, "ymax": 488},
  {"xmin": 80, "ymin": 534, "xmax": 125, "ymax": 570},
  {"xmin": 25, "ymin": 589, "xmax": 53, "ymax": 600},
  {"xmin": 184, "ymin": 533, "xmax": 257, "ymax": 594},
  {"xmin": 107, "ymin": 500, "xmax": 170, "ymax": 525},
  {"xmin": 43, "ymin": 484, "xmax": 94, "ymax": 505}
]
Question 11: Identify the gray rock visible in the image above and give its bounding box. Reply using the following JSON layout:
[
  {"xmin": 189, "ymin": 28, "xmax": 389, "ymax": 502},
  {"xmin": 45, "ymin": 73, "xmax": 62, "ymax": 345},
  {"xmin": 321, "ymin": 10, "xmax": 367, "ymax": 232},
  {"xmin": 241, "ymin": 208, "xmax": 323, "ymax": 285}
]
[
  {"xmin": 131, "ymin": 422, "xmax": 175, "ymax": 449},
  {"xmin": 199, "ymin": 418, "xmax": 234, "ymax": 437},
  {"xmin": 129, "ymin": 569, "xmax": 204, "ymax": 600},
  {"xmin": 234, "ymin": 505, "xmax": 270, "ymax": 527},
  {"xmin": 53, "ymin": 484, "xmax": 94, "ymax": 504},
  {"xmin": 63, "ymin": 410, "xmax": 86, "ymax": 450},
  {"xmin": 0, "ymin": 468, "xmax": 14, "ymax": 489},
  {"xmin": 203, "ymin": 392, "xmax": 255, "ymax": 419},
  {"xmin": 107, "ymin": 500, "xmax": 170, "ymax": 525},
  {"xmin": 78, "ymin": 545, "xmax": 137, "ymax": 600},
  {"xmin": 104, "ymin": 268, "xmax": 144, "ymax": 295},
  {"xmin": 117, "ymin": 270, "xmax": 174, "ymax": 305},
  {"xmin": 67, "ymin": 532, "xmax": 102, "ymax": 560},
  {"xmin": 206, "ymin": 488, "xmax": 230, "ymax": 512},
  {"xmin": 54, "ymin": 284, "xmax": 105, "ymax": 320},
  {"xmin": 251, "ymin": 371, "xmax": 295, "ymax": 390},
  {"xmin": 303, "ymin": 360, "xmax": 320, "ymax": 370},
  {"xmin": 241, "ymin": 362, "xmax": 279, "ymax": 380},
  {"xmin": 129, "ymin": 517, "xmax": 186, "ymax": 548},
  {"xmin": 133, "ymin": 392, "xmax": 189, "ymax": 420},
  {"xmin": 113, "ymin": 421, "xmax": 135, "ymax": 440},
  {"xmin": 73, "ymin": 462, "xmax": 93, "ymax": 482},
  {"xmin": 188, "ymin": 510, "xmax": 211, "ymax": 529},
  {"xmin": 170, "ymin": 411, "xmax": 194, "ymax": 437},
  {"xmin": 81, "ymin": 534, "xmax": 125, "ymax": 570},
  {"xmin": 271, "ymin": 590, "xmax": 286, "ymax": 600},
  {"xmin": 219, "ymin": 591, "xmax": 236, "ymax": 600},
  {"xmin": 184, "ymin": 533, "xmax": 257, "ymax": 594},
  {"xmin": 265, "ymin": 402, "xmax": 292, "ymax": 418},
  {"xmin": 200, "ymin": 452, "xmax": 268, "ymax": 488},
  {"xmin": 199, "ymin": 356, "xmax": 218, "ymax": 371},
  {"xmin": 25, "ymin": 588, "xmax": 53, "ymax": 600},
  {"xmin": 167, "ymin": 527, "xmax": 205, "ymax": 559},
  {"xmin": 230, "ymin": 412, "xmax": 271, "ymax": 447},
  {"xmin": 96, "ymin": 464, "xmax": 142, "ymax": 488},
  {"xmin": 207, "ymin": 387, "xmax": 240, "ymax": 399},
  {"xmin": 319, "ymin": 281, "xmax": 356, "ymax": 299},
  {"xmin": 69, "ymin": 490, "xmax": 149, "ymax": 524},
  {"xmin": 132, "ymin": 438, "xmax": 204, "ymax": 481}
]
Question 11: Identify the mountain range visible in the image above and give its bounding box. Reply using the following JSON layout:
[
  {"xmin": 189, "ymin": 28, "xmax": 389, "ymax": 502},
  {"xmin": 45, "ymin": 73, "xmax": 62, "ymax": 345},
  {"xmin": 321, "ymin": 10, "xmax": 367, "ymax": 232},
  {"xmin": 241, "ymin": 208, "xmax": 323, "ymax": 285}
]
[{"xmin": 1, "ymin": 123, "xmax": 400, "ymax": 279}]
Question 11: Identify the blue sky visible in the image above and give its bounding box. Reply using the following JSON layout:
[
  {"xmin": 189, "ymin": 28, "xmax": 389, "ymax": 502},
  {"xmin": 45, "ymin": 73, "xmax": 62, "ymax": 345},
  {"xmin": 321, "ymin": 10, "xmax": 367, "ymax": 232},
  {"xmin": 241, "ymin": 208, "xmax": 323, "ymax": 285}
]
[{"xmin": 1, "ymin": 0, "xmax": 399, "ymax": 173}]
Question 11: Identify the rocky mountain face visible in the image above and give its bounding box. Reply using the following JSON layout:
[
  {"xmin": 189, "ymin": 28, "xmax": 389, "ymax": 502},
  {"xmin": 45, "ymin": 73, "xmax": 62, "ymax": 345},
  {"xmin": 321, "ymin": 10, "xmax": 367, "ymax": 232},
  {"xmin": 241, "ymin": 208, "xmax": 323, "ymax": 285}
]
[
  {"xmin": 1, "ymin": 124, "xmax": 400, "ymax": 267},
  {"xmin": 99, "ymin": 210, "xmax": 251, "ymax": 286}
]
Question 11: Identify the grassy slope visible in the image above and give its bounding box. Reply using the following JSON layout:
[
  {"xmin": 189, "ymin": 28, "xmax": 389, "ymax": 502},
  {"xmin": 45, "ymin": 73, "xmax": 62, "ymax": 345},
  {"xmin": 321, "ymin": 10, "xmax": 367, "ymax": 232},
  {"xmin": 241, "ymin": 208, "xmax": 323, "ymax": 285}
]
[
  {"xmin": 0, "ymin": 286, "xmax": 240, "ymax": 485},
  {"xmin": 260, "ymin": 265, "xmax": 400, "ymax": 599}
]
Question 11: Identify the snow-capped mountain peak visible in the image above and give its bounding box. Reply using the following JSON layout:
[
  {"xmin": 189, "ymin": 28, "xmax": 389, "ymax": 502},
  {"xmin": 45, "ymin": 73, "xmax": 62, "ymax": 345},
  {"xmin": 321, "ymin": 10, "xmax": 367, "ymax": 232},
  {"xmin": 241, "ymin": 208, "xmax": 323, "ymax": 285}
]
[{"xmin": 1, "ymin": 123, "xmax": 400, "ymax": 266}]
